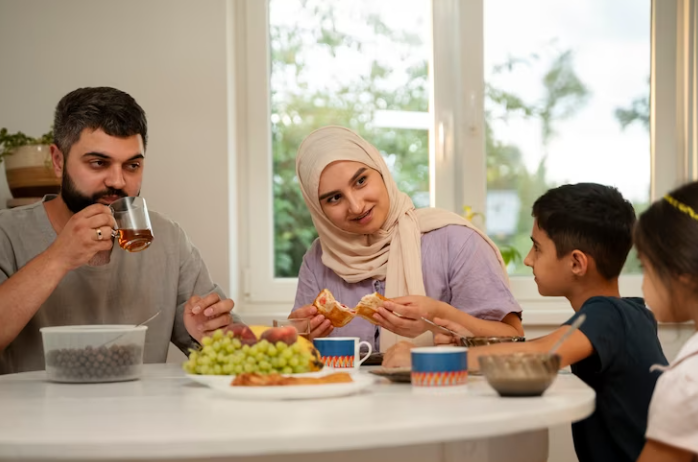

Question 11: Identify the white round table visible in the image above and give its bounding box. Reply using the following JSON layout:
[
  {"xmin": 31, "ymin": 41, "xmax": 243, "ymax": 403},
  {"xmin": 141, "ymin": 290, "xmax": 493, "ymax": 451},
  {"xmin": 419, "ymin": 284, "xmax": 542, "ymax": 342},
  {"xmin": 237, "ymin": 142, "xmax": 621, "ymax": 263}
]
[{"xmin": 0, "ymin": 364, "xmax": 594, "ymax": 462}]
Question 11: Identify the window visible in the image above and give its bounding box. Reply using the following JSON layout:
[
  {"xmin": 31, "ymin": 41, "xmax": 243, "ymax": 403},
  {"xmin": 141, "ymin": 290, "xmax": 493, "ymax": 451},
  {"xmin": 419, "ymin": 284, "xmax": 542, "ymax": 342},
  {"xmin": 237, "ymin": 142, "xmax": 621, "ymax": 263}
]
[
  {"xmin": 483, "ymin": 0, "xmax": 651, "ymax": 275},
  {"xmin": 269, "ymin": 0, "xmax": 431, "ymax": 278},
  {"xmin": 235, "ymin": 0, "xmax": 694, "ymax": 312}
]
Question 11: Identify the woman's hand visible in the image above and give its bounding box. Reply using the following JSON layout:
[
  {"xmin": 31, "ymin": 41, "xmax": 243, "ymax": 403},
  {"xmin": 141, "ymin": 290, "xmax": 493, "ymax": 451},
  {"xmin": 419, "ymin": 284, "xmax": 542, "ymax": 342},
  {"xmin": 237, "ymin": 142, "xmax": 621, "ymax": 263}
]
[
  {"xmin": 382, "ymin": 341, "xmax": 416, "ymax": 368},
  {"xmin": 388, "ymin": 295, "xmax": 442, "ymax": 319},
  {"xmin": 289, "ymin": 305, "xmax": 334, "ymax": 340},
  {"xmin": 432, "ymin": 317, "xmax": 473, "ymax": 346},
  {"xmin": 372, "ymin": 295, "xmax": 442, "ymax": 338}
]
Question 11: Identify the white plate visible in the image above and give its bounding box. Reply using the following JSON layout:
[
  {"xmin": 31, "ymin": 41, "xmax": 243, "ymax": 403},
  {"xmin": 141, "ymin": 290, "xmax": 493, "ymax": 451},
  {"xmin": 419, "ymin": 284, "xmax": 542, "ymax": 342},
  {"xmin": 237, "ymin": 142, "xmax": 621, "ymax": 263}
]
[
  {"xmin": 187, "ymin": 372, "xmax": 375, "ymax": 400},
  {"xmin": 186, "ymin": 370, "xmax": 329, "ymax": 388}
]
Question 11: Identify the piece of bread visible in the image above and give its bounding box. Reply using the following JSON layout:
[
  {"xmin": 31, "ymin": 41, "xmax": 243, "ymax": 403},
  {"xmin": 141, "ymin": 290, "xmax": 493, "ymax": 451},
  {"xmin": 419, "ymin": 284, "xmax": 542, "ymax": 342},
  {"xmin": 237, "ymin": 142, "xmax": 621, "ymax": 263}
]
[
  {"xmin": 231, "ymin": 372, "xmax": 353, "ymax": 386},
  {"xmin": 354, "ymin": 292, "xmax": 389, "ymax": 325},
  {"xmin": 313, "ymin": 289, "xmax": 356, "ymax": 328}
]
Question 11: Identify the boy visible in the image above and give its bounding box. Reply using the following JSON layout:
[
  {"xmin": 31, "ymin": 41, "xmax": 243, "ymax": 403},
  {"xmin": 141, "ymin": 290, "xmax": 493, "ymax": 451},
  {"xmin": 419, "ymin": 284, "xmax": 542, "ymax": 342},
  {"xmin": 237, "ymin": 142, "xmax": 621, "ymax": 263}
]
[{"xmin": 382, "ymin": 183, "xmax": 668, "ymax": 462}]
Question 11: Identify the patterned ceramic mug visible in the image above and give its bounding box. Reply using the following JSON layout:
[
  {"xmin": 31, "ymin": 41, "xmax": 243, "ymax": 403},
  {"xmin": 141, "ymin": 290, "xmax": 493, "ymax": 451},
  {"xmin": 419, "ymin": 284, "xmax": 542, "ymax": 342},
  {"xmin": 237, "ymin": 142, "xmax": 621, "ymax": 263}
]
[
  {"xmin": 411, "ymin": 346, "xmax": 468, "ymax": 387},
  {"xmin": 312, "ymin": 337, "xmax": 372, "ymax": 369}
]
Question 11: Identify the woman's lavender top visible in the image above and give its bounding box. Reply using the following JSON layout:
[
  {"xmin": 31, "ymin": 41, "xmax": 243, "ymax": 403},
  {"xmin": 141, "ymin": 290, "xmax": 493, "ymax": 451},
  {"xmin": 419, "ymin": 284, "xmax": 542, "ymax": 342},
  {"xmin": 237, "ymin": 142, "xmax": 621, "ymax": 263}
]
[{"xmin": 292, "ymin": 225, "xmax": 522, "ymax": 350}]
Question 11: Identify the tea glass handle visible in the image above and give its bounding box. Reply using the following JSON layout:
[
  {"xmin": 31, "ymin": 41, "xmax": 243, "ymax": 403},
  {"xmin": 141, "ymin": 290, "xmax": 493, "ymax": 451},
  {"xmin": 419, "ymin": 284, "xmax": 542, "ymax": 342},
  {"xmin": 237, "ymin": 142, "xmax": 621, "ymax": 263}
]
[
  {"xmin": 109, "ymin": 206, "xmax": 120, "ymax": 238},
  {"xmin": 357, "ymin": 341, "xmax": 373, "ymax": 366}
]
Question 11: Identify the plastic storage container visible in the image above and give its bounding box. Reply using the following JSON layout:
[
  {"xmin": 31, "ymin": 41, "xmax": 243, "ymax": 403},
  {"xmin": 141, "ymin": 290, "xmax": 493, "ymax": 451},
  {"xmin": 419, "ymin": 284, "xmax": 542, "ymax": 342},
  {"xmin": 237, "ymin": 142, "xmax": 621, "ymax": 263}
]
[{"xmin": 40, "ymin": 325, "xmax": 147, "ymax": 383}]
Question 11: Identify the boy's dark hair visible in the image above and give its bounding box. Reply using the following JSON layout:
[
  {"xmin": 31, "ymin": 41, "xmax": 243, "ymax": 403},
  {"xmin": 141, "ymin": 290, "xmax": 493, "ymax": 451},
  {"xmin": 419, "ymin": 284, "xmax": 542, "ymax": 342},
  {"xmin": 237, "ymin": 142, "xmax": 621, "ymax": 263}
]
[
  {"xmin": 532, "ymin": 183, "xmax": 636, "ymax": 280},
  {"xmin": 53, "ymin": 87, "xmax": 148, "ymax": 156},
  {"xmin": 634, "ymin": 181, "xmax": 698, "ymax": 295}
]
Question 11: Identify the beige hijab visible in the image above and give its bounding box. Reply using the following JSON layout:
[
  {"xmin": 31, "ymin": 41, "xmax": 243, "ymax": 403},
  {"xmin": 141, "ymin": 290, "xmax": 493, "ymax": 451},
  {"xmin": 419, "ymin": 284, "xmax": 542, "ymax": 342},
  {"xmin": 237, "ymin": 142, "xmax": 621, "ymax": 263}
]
[{"xmin": 296, "ymin": 126, "xmax": 509, "ymax": 351}]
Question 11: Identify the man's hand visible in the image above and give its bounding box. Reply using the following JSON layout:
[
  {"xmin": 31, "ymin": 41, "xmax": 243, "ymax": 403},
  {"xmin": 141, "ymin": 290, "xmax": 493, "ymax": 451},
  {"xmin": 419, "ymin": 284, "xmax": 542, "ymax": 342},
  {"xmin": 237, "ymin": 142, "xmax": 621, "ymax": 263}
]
[
  {"xmin": 289, "ymin": 305, "xmax": 333, "ymax": 340},
  {"xmin": 184, "ymin": 293, "xmax": 235, "ymax": 342},
  {"xmin": 382, "ymin": 341, "xmax": 416, "ymax": 368},
  {"xmin": 47, "ymin": 204, "xmax": 116, "ymax": 271}
]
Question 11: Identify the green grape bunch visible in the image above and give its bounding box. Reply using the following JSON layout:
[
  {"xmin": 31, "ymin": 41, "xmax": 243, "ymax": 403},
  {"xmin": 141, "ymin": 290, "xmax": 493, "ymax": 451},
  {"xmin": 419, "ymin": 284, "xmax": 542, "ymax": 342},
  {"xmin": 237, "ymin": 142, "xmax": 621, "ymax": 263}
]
[{"xmin": 182, "ymin": 326, "xmax": 321, "ymax": 376}]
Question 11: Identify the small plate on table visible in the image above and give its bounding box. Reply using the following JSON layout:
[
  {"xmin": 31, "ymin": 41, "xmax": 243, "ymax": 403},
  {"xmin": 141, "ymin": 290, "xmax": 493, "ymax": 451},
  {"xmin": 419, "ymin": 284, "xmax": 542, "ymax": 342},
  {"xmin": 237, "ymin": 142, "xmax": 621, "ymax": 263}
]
[
  {"xmin": 360, "ymin": 352, "xmax": 384, "ymax": 366},
  {"xmin": 368, "ymin": 367, "xmax": 412, "ymax": 383},
  {"xmin": 186, "ymin": 370, "xmax": 328, "ymax": 388}
]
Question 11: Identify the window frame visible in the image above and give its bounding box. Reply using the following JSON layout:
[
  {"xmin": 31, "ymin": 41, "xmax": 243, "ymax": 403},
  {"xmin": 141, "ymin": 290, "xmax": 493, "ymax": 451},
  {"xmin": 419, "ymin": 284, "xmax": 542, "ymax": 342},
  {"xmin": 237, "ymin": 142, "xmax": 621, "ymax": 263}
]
[{"xmin": 233, "ymin": 0, "xmax": 697, "ymax": 319}]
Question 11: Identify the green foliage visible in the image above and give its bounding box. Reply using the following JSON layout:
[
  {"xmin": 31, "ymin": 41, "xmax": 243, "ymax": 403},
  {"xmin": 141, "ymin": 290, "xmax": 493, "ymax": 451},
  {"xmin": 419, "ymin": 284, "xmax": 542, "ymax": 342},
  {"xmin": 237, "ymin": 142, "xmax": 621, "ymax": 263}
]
[
  {"xmin": 270, "ymin": 2, "xmax": 642, "ymax": 279},
  {"xmin": 499, "ymin": 245, "xmax": 523, "ymax": 267},
  {"xmin": 614, "ymin": 76, "xmax": 650, "ymax": 131},
  {"xmin": 463, "ymin": 204, "xmax": 523, "ymax": 267},
  {"xmin": 270, "ymin": 3, "xmax": 429, "ymax": 277},
  {"xmin": 485, "ymin": 49, "xmax": 590, "ymax": 275},
  {"xmin": 615, "ymin": 95, "xmax": 649, "ymax": 130},
  {"xmin": 0, "ymin": 127, "xmax": 53, "ymax": 163}
]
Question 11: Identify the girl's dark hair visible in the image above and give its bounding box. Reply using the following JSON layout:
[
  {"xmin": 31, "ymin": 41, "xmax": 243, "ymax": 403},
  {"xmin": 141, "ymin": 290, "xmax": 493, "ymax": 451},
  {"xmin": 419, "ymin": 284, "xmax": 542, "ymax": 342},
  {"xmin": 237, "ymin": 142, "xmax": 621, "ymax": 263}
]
[{"xmin": 634, "ymin": 181, "xmax": 698, "ymax": 295}]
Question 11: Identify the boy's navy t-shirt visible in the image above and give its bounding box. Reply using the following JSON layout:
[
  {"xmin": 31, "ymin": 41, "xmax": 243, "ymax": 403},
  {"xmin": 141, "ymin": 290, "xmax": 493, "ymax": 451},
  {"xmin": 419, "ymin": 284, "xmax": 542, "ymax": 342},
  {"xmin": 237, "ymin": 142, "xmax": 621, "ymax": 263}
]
[{"xmin": 563, "ymin": 296, "xmax": 668, "ymax": 462}]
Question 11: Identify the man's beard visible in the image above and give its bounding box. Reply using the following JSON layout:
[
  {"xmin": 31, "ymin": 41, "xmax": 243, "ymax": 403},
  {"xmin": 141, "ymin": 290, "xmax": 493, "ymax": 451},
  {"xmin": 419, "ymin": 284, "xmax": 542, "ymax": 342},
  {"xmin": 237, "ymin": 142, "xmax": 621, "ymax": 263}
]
[{"xmin": 60, "ymin": 168, "xmax": 128, "ymax": 214}]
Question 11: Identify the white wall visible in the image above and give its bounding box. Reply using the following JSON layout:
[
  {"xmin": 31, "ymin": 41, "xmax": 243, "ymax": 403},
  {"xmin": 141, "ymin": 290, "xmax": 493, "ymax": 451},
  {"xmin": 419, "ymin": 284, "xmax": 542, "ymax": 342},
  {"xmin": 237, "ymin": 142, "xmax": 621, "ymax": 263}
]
[{"xmin": 0, "ymin": 0, "xmax": 233, "ymax": 295}]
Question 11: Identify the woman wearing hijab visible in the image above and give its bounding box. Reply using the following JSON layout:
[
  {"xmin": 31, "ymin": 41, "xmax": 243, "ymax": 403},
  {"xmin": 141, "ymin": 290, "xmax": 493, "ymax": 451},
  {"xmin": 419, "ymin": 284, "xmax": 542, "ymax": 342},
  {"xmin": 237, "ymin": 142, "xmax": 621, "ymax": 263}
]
[{"xmin": 289, "ymin": 126, "xmax": 523, "ymax": 351}]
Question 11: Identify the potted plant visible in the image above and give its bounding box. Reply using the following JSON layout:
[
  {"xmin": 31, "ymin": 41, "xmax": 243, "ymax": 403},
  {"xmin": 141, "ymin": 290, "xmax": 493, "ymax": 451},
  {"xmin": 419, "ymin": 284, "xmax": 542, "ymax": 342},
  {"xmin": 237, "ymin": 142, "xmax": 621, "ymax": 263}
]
[
  {"xmin": 0, "ymin": 127, "xmax": 60, "ymax": 199},
  {"xmin": 463, "ymin": 205, "xmax": 522, "ymax": 268}
]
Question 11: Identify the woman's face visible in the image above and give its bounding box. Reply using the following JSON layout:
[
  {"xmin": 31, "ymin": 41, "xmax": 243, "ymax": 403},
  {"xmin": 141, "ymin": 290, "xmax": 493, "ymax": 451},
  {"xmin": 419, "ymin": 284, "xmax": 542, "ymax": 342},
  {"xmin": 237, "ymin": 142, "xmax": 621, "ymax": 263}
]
[{"xmin": 318, "ymin": 161, "xmax": 390, "ymax": 234}]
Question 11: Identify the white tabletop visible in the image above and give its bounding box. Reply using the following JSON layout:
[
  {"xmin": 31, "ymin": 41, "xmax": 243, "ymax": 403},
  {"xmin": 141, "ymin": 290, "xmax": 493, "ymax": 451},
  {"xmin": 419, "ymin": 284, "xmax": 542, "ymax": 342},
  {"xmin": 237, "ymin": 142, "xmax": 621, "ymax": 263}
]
[{"xmin": 0, "ymin": 364, "xmax": 594, "ymax": 460}]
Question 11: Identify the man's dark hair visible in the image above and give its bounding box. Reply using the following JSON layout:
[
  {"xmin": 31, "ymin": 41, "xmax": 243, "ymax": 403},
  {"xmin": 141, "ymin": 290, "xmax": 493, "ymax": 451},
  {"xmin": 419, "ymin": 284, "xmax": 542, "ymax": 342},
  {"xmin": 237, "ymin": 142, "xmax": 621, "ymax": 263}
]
[
  {"xmin": 53, "ymin": 87, "xmax": 148, "ymax": 156},
  {"xmin": 532, "ymin": 183, "xmax": 636, "ymax": 280}
]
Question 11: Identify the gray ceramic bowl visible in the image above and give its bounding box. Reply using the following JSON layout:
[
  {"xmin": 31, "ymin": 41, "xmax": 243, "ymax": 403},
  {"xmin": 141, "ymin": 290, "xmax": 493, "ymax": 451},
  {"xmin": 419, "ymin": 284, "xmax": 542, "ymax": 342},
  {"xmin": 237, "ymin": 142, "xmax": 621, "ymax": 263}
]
[
  {"xmin": 459, "ymin": 336, "xmax": 526, "ymax": 348},
  {"xmin": 478, "ymin": 353, "xmax": 560, "ymax": 397}
]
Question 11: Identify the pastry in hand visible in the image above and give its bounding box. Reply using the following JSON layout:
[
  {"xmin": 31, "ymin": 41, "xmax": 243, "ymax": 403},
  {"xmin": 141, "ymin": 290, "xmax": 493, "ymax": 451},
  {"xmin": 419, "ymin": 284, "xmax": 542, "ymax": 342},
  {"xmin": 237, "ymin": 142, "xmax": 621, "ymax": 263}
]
[
  {"xmin": 354, "ymin": 292, "xmax": 389, "ymax": 325},
  {"xmin": 313, "ymin": 288, "xmax": 356, "ymax": 328}
]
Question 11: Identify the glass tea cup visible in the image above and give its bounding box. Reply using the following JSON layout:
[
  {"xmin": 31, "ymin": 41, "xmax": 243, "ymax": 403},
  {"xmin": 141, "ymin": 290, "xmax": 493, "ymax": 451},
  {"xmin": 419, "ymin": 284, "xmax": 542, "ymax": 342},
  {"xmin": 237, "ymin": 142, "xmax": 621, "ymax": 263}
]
[
  {"xmin": 109, "ymin": 197, "xmax": 154, "ymax": 253},
  {"xmin": 273, "ymin": 318, "xmax": 311, "ymax": 341}
]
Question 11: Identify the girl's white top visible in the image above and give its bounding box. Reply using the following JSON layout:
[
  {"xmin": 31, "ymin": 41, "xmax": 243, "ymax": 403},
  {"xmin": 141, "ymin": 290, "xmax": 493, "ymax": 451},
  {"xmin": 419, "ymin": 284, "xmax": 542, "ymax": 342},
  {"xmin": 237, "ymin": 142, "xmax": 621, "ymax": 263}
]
[{"xmin": 646, "ymin": 331, "xmax": 698, "ymax": 455}]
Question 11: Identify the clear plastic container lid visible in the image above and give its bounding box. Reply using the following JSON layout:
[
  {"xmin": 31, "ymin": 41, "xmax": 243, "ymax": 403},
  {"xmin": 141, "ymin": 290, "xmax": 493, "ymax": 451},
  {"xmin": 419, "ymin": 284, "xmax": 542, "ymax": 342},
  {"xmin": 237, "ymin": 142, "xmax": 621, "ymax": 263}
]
[{"xmin": 40, "ymin": 325, "xmax": 147, "ymax": 334}]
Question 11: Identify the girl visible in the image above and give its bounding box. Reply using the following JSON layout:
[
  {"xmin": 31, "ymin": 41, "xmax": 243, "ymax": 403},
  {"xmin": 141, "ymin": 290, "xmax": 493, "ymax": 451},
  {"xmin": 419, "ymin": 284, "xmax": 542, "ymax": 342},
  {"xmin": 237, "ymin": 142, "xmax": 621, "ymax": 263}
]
[
  {"xmin": 288, "ymin": 126, "xmax": 522, "ymax": 351},
  {"xmin": 635, "ymin": 181, "xmax": 698, "ymax": 461}
]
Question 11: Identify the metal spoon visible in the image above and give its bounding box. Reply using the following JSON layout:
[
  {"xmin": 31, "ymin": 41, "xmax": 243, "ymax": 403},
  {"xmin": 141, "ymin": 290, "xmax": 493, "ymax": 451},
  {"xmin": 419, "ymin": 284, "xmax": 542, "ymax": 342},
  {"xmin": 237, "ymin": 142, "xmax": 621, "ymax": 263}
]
[
  {"xmin": 548, "ymin": 314, "xmax": 586, "ymax": 355},
  {"xmin": 97, "ymin": 310, "xmax": 162, "ymax": 348},
  {"xmin": 421, "ymin": 317, "xmax": 473, "ymax": 342}
]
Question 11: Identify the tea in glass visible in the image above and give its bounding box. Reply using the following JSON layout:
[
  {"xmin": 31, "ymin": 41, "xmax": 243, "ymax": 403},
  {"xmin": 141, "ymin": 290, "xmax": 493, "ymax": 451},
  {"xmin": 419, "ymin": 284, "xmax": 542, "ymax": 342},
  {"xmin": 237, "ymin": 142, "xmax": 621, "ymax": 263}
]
[{"xmin": 110, "ymin": 197, "xmax": 153, "ymax": 253}]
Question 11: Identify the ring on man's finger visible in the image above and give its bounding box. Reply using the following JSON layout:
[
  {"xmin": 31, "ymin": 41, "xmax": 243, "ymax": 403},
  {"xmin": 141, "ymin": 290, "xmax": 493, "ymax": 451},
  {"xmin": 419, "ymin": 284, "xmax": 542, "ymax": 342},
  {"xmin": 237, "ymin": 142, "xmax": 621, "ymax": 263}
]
[{"xmin": 94, "ymin": 228, "xmax": 103, "ymax": 240}]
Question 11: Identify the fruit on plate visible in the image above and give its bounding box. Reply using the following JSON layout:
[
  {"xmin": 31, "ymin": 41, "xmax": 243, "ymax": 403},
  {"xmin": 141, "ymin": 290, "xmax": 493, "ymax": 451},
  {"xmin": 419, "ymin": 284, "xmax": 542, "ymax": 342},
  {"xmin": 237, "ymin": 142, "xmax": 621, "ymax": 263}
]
[
  {"xmin": 222, "ymin": 324, "xmax": 258, "ymax": 346},
  {"xmin": 182, "ymin": 324, "xmax": 323, "ymax": 376},
  {"xmin": 260, "ymin": 326, "xmax": 298, "ymax": 345}
]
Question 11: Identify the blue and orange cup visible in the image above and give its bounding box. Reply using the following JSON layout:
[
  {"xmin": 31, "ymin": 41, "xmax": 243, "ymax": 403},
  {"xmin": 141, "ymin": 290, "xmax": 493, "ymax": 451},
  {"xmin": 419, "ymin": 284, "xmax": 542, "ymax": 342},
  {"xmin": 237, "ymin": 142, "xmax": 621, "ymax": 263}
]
[
  {"xmin": 411, "ymin": 346, "xmax": 468, "ymax": 387},
  {"xmin": 312, "ymin": 337, "xmax": 372, "ymax": 370}
]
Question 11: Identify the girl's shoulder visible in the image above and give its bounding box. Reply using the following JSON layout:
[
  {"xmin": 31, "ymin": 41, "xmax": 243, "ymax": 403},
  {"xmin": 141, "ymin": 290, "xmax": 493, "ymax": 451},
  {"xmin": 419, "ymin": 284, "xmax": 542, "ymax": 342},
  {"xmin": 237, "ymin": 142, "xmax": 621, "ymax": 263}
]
[
  {"xmin": 671, "ymin": 334, "xmax": 698, "ymax": 382},
  {"xmin": 654, "ymin": 333, "xmax": 698, "ymax": 402}
]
